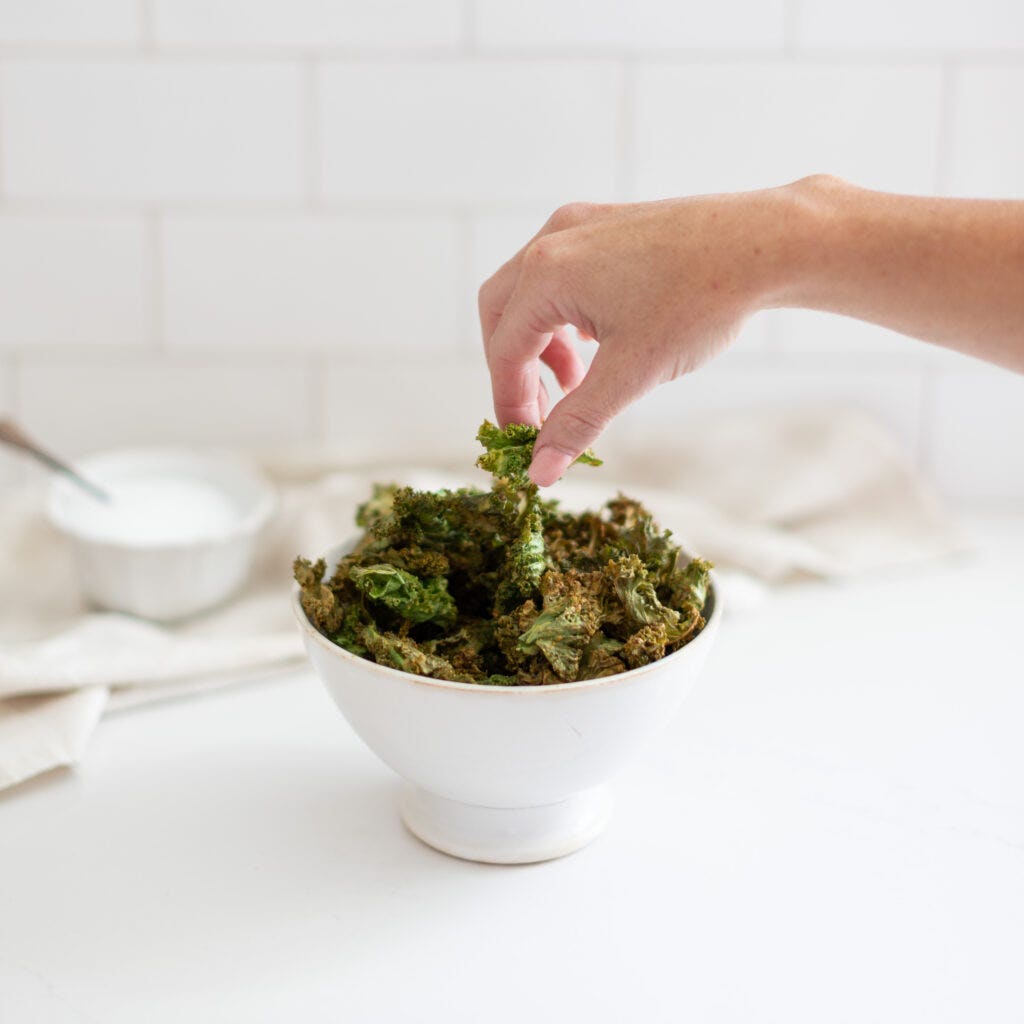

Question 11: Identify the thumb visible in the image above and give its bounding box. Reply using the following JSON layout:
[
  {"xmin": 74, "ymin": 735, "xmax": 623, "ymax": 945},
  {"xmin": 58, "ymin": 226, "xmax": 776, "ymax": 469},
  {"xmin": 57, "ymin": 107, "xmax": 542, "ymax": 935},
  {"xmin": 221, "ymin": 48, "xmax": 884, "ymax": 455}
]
[{"xmin": 529, "ymin": 348, "xmax": 634, "ymax": 487}]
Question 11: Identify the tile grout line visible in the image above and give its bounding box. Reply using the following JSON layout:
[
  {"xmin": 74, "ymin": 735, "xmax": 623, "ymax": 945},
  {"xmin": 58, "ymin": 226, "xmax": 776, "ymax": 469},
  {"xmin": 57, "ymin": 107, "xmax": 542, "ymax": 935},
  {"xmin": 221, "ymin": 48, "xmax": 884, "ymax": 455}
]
[
  {"xmin": 0, "ymin": 41, "xmax": 1015, "ymax": 62},
  {"xmin": 0, "ymin": 197, "xmax": 579, "ymax": 217},
  {"xmin": 0, "ymin": 43, "xmax": 1020, "ymax": 64}
]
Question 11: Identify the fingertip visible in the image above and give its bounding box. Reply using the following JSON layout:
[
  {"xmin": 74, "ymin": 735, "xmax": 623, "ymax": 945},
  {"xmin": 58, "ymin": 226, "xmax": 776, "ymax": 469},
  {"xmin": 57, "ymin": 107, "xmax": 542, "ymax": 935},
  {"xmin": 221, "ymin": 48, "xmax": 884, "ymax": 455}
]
[{"xmin": 528, "ymin": 445, "xmax": 572, "ymax": 487}]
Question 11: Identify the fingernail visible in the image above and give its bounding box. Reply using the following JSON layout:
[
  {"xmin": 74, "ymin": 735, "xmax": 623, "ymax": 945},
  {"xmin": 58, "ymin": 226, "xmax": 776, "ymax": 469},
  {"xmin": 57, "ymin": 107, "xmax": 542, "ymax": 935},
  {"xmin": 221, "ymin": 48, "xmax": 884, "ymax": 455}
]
[{"xmin": 529, "ymin": 445, "xmax": 572, "ymax": 487}]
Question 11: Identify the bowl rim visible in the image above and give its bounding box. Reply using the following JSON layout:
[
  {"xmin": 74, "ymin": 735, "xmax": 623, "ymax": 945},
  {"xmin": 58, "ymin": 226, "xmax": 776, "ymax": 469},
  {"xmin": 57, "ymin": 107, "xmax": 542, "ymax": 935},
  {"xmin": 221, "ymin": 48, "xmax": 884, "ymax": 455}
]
[
  {"xmin": 292, "ymin": 540, "xmax": 722, "ymax": 695},
  {"xmin": 47, "ymin": 445, "xmax": 277, "ymax": 550}
]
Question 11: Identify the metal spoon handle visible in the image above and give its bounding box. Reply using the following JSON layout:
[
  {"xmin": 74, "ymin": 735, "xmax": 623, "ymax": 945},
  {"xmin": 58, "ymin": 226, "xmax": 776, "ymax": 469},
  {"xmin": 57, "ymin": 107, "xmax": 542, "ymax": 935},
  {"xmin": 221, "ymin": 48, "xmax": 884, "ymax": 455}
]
[{"xmin": 0, "ymin": 418, "xmax": 111, "ymax": 503}]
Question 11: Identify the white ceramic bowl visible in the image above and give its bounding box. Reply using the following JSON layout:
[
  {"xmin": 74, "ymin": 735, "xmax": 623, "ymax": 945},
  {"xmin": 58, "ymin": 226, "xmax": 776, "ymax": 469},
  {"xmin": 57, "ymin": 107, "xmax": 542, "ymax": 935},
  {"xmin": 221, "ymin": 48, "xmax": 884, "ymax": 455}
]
[
  {"xmin": 294, "ymin": 542, "xmax": 722, "ymax": 864},
  {"xmin": 48, "ymin": 448, "xmax": 276, "ymax": 622}
]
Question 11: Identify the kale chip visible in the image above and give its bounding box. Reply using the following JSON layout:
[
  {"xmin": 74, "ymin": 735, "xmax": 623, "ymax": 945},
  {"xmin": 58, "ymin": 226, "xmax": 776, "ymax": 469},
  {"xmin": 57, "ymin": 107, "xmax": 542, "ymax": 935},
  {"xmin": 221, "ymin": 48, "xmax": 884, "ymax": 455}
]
[{"xmin": 295, "ymin": 421, "xmax": 711, "ymax": 685}]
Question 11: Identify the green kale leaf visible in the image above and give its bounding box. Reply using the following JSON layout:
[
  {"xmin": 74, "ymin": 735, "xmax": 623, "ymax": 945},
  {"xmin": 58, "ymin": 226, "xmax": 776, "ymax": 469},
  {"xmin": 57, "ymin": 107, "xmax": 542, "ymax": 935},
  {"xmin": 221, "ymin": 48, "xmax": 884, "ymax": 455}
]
[
  {"xmin": 349, "ymin": 563, "xmax": 457, "ymax": 629},
  {"xmin": 294, "ymin": 422, "xmax": 711, "ymax": 686},
  {"xmin": 475, "ymin": 419, "xmax": 601, "ymax": 488}
]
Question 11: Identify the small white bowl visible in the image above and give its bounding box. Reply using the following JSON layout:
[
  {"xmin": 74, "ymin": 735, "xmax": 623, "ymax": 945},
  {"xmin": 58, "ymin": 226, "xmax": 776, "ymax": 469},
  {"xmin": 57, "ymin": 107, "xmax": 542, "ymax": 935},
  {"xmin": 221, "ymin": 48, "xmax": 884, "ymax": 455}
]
[
  {"xmin": 48, "ymin": 447, "xmax": 276, "ymax": 622},
  {"xmin": 294, "ymin": 542, "xmax": 722, "ymax": 864}
]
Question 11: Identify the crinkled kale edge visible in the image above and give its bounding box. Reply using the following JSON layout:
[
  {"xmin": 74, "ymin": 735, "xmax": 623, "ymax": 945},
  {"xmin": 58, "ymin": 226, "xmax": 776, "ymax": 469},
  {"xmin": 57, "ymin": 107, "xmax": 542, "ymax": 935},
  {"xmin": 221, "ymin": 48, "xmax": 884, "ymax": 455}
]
[{"xmin": 294, "ymin": 420, "xmax": 712, "ymax": 686}]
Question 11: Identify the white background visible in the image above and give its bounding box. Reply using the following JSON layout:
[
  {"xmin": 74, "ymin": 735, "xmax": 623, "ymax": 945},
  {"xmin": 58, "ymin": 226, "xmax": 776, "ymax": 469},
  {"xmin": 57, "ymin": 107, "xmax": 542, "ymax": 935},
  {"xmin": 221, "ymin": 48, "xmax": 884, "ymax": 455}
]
[{"xmin": 0, "ymin": 0, "xmax": 1021, "ymax": 498}]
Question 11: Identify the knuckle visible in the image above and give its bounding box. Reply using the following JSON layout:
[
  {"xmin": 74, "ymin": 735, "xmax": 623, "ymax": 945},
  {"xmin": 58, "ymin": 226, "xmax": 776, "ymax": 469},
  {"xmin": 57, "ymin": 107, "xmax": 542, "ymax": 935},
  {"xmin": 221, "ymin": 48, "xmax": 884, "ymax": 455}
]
[
  {"xmin": 557, "ymin": 405, "xmax": 609, "ymax": 447},
  {"xmin": 524, "ymin": 237, "xmax": 551, "ymax": 265},
  {"xmin": 547, "ymin": 201, "xmax": 595, "ymax": 231},
  {"xmin": 490, "ymin": 350, "xmax": 524, "ymax": 373},
  {"xmin": 523, "ymin": 236, "xmax": 565, "ymax": 276},
  {"xmin": 796, "ymin": 172, "xmax": 847, "ymax": 193},
  {"xmin": 477, "ymin": 281, "xmax": 506, "ymax": 338}
]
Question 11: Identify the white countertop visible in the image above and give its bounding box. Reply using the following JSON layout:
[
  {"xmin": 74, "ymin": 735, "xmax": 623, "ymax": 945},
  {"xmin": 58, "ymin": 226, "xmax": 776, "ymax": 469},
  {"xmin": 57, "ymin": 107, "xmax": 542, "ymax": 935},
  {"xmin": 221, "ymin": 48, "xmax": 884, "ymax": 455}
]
[{"xmin": 3, "ymin": 510, "xmax": 1023, "ymax": 1024}]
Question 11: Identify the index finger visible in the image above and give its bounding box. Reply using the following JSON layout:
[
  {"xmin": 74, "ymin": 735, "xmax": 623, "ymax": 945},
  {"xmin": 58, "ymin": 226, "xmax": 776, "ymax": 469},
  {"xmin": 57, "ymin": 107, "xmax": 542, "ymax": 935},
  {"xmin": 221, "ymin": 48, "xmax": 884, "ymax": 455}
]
[
  {"xmin": 477, "ymin": 202, "xmax": 609, "ymax": 354},
  {"xmin": 478, "ymin": 225, "xmax": 551, "ymax": 349},
  {"xmin": 487, "ymin": 246, "xmax": 569, "ymax": 427}
]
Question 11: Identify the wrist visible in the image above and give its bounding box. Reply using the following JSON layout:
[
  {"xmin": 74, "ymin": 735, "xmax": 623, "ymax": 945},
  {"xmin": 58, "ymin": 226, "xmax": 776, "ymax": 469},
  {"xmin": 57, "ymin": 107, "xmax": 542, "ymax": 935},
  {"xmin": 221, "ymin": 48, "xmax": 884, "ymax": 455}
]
[{"xmin": 757, "ymin": 173, "xmax": 854, "ymax": 311}]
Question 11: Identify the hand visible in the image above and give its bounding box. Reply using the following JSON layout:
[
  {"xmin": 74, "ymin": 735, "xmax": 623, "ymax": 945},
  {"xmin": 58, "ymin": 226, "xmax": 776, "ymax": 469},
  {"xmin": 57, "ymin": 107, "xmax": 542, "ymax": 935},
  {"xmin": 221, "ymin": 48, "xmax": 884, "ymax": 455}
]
[
  {"xmin": 480, "ymin": 176, "xmax": 1024, "ymax": 487},
  {"xmin": 478, "ymin": 187, "xmax": 793, "ymax": 486}
]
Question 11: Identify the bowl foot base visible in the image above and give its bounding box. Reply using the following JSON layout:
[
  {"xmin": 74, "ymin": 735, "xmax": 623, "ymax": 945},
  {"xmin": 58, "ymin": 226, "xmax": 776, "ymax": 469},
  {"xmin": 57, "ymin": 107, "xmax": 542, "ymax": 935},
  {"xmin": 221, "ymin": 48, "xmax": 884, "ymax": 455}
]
[{"xmin": 399, "ymin": 783, "xmax": 613, "ymax": 865}]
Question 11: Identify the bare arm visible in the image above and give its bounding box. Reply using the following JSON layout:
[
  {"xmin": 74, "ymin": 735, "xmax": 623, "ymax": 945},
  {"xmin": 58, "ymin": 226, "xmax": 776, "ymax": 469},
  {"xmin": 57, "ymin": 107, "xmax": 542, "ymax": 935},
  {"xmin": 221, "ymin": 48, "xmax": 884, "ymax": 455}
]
[
  {"xmin": 782, "ymin": 177, "xmax": 1024, "ymax": 369},
  {"xmin": 478, "ymin": 176, "xmax": 1024, "ymax": 486}
]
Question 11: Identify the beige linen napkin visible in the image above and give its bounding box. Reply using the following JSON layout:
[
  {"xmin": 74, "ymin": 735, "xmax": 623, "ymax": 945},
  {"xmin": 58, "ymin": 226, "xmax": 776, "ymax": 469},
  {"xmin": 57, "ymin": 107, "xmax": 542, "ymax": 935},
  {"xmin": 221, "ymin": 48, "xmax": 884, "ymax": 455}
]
[{"xmin": 0, "ymin": 407, "xmax": 967, "ymax": 791}]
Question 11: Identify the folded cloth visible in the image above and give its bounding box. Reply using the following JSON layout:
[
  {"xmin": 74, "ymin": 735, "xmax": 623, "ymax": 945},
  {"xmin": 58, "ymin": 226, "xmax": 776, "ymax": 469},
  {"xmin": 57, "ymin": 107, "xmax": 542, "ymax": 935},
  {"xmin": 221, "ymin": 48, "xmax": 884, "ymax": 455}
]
[{"xmin": 0, "ymin": 407, "xmax": 968, "ymax": 791}]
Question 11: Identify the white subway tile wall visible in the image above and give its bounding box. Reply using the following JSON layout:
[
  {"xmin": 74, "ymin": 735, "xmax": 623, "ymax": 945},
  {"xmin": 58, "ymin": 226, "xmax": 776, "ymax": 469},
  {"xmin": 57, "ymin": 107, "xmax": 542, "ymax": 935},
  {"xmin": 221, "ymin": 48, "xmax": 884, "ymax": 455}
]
[
  {"xmin": 470, "ymin": 211, "xmax": 548, "ymax": 288},
  {"xmin": 0, "ymin": 0, "xmax": 1019, "ymax": 500},
  {"xmin": 611, "ymin": 350, "xmax": 927, "ymax": 457},
  {"xmin": 797, "ymin": 0, "xmax": 1024, "ymax": 51},
  {"xmin": 16, "ymin": 355, "xmax": 317, "ymax": 454},
  {"xmin": 634, "ymin": 64, "xmax": 944, "ymax": 197},
  {"xmin": 469, "ymin": 210, "xmax": 548, "ymax": 350},
  {"xmin": 323, "ymin": 359, "xmax": 495, "ymax": 463},
  {"xmin": 317, "ymin": 61, "xmax": 621, "ymax": 204},
  {"xmin": 1, "ymin": 60, "xmax": 305, "ymax": 202},
  {"xmin": 0, "ymin": 215, "xmax": 152, "ymax": 347},
  {"xmin": 162, "ymin": 215, "xmax": 461, "ymax": 351},
  {"xmin": 948, "ymin": 67, "xmax": 1024, "ymax": 199},
  {"xmin": 476, "ymin": 0, "xmax": 787, "ymax": 51},
  {"xmin": 765, "ymin": 309, "xmax": 944, "ymax": 359},
  {"xmin": 0, "ymin": 1, "xmax": 140, "ymax": 47},
  {"xmin": 151, "ymin": 0, "xmax": 464, "ymax": 51}
]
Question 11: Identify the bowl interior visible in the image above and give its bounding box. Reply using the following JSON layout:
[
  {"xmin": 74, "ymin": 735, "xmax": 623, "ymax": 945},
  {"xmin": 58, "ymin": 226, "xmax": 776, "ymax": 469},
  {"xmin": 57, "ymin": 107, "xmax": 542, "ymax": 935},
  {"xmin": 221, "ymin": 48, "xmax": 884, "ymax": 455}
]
[
  {"xmin": 293, "ymin": 540, "xmax": 720, "ymax": 694},
  {"xmin": 48, "ymin": 447, "xmax": 276, "ymax": 547}
]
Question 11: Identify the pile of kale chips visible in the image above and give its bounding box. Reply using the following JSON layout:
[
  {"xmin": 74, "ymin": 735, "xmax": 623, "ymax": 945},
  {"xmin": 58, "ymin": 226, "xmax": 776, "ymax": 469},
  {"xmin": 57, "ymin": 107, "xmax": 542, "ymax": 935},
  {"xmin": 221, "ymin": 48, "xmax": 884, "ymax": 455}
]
[{"xmin": 294, "ymin": 421, "xmax": 712, "ymax": 686}]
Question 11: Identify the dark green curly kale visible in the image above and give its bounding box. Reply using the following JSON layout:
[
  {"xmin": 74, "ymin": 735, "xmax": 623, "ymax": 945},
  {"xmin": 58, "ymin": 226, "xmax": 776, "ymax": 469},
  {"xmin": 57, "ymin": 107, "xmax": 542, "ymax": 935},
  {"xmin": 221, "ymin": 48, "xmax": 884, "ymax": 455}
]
[
  {"xmin": 476, "ymin": 419, "xmax": 601, "ymax": 604},
  {"xmin": 294, "ymin": 421, "xmax": 711, "ymax": 685},
  {"xmin": 474, "ymin": 419, "xmax": 601, "ymax": 489}
]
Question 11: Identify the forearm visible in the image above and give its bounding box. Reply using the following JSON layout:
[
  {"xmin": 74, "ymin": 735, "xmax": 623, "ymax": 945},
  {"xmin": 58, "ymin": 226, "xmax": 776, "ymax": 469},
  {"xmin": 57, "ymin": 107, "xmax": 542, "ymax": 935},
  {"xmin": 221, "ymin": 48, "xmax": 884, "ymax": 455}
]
[
  {"xmin": 480, "ymin": 179, "xmax": 1023, "ymax": 484},
  {"xmin": 769, "ymin": 176, "xmax": 1024, "ymax": 370}
]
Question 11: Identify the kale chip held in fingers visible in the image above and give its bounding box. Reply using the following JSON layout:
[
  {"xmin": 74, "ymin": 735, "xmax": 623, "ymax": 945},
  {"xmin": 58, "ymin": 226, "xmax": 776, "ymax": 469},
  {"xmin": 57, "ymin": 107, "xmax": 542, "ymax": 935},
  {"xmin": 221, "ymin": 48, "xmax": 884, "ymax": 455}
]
[{"xmin": 294, "ymin": 421, "xmax": 712, "ymax": 686}]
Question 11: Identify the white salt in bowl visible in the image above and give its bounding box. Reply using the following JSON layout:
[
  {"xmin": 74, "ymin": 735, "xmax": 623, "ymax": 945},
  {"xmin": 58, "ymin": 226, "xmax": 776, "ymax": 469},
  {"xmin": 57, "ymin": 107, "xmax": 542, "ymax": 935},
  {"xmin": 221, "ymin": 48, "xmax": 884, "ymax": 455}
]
[
  {"xmin": 48, "ymin": 448, "xmax": 276, "ymax": 622},
  {"xmin": 294, "ymin": 541, "xmax": 722, "ymax": 865}
]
